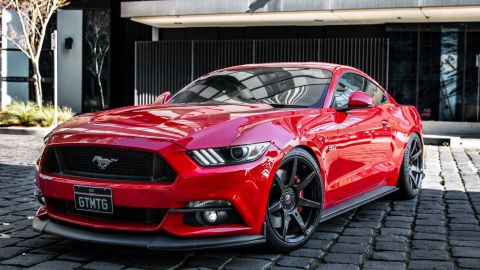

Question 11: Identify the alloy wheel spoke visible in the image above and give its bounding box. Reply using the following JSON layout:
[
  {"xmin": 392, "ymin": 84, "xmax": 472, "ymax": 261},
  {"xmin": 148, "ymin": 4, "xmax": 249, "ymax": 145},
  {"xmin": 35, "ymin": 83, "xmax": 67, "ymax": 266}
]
[
  {"xmin": 409, "ymin": 171, "xmax": 418, "ymax": 188},
  {"xmin": 288, "ymin": 157, "xmax": 298, "ymax": 187},
  {"xmin": 411, "ymin": 148, "xmax": 422, "ymax": 161},
  {"xmin": 411, "ymin": 175, "xmax": 419, "ymax": 188},
  {"xmin": 282, "ymin": 212, "xmax": 291, "ymax": 240},
  {"xmin": 409, "ymin": 170, "xmax": 415, "ymax": 179},
  {"xmin": 410, "ymin": 140, "xmax": 417, "ymax": 158},
  {"xmin": 411, "ymin": 165, "xmax": 422, "ymax": 174},
  {"xmin": 292, "ymin": 209, "xmax": 307, "ymax": 236},
  {"xmin": 269, "ymin": 201, "xmax": 282, "ymax": 213},
  {"xmin": 274, "ymin": 175, "xmax": 286, "ymax": 192},
  {"xmin": 296, "ymin": 171, "xmax": 316, "ymax": 191},
  {"xmin": 298, "ymin": 197, "xmax": 321, "ymax": 209}
]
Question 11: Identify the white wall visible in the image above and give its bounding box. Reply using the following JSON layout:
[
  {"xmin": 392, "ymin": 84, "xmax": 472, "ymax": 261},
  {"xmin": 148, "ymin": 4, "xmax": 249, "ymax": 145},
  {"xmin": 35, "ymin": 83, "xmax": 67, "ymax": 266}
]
[
  {"xmin": 1, "ymin": 10, "xmax": 29, "ymax": 109},
  {"xmin": 57, "ymin": 10, "xmax": 83, "ymax": 114}
]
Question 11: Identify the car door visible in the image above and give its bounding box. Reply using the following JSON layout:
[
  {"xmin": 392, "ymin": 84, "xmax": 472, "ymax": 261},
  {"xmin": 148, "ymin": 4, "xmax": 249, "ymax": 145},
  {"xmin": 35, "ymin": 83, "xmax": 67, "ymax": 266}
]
[
  {"xmin": 331, "ymin": 72, "xmax": 390, "ymax": 201},
  {"xmin": 364, "ymin": 80, "xmax": 398, "ymax": 179}
]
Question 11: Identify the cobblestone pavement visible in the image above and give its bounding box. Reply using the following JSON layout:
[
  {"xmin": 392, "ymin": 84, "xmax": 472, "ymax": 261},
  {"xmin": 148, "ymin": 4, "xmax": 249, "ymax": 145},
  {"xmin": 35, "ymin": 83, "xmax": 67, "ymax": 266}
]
[{"xmin": 1, "ymin": 134, "xmax": 480, "ymax": 270}]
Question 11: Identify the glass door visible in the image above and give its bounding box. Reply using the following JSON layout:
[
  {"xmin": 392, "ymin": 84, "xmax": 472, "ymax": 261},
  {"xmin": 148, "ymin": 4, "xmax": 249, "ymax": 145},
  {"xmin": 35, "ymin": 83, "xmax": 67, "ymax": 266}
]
[
  {"xmin": 438, "ymin": 26, "xmax": 464, "ymax": 121},
  {"xmin": 464, "ymin": 25, "xmax": 480, "ymax": 122}
]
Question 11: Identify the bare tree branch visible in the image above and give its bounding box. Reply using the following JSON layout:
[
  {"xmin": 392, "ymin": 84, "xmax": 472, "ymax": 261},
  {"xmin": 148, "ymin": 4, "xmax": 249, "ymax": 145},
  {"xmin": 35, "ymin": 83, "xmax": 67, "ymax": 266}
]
[
  {"xmin": 2, "ymin": 0, "xmax": 69, "ymax": 107},
  {"xmin": 0, "ymin": 32, "xmax": 28, "ymax": 55},
  {"xmin": 85, "ymin": 10, "xmax": 110, "ymax": 110}
]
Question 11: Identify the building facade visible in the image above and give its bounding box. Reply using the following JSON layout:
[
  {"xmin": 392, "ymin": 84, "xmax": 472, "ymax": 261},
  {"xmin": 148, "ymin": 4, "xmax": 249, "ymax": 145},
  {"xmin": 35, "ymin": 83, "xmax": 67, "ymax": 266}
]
[
  {"xmin": 2, "ymin": 0, "xmax": 480, "ymax": 124},
  {"xmin": 1, "ymin": 0, "xmax": 151, "ymax": 113},
  {"xmin": 122, "ymin": 0, "xmax": 480, "ymax": 122}
]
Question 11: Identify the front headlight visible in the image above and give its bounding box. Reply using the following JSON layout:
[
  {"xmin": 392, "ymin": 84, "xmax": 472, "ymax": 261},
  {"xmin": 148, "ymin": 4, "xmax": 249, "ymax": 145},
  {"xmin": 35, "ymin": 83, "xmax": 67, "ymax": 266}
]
[{"xmin": 188, "ymin": 142, "xmax": 270, "ymax": 167}]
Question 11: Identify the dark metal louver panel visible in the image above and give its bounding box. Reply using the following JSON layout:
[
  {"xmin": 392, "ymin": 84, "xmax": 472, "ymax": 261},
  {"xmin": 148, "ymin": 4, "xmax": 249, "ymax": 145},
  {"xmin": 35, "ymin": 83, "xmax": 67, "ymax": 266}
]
[
  {"xmin": 254, "ymin": 39, "xmax": 319, "ymax": 63},
  {"xmin": 134, "ymin": 38, "xmax": 389, "ymax": 105},
  {"xmin": 193, "ymin": 40, "xmax": 254, "ymax": 79},
  {"xmin": 135, "ymin": 41, "xmax": 193, "ymax": 106}
]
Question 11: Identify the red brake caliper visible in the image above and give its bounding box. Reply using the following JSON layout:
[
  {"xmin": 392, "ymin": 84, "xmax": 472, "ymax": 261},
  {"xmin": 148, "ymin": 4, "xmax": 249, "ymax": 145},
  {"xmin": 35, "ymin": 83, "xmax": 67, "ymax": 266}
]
[{"xmin": 295, "ymin": 176, "xmax": 304, "ymax": 213}]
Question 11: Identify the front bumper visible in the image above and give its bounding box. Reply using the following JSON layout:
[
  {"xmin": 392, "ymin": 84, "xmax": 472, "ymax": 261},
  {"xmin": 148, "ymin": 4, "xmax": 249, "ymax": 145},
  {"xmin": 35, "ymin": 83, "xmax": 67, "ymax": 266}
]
[
  {"xmin": 33, "ymin": 217, "xmax": 265, "ymax": 250},
  {"xmin": 35, "ymin": 134, "xmax": 279, "ymax": 238}
]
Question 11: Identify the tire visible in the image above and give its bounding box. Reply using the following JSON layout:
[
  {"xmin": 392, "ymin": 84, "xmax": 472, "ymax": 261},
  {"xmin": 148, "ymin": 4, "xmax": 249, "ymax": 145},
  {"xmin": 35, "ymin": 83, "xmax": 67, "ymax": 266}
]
[
  {"xmin": 397, "ymin": 133, "xmax": 424, "ymax": 199},
  {"xmin": 266, "ymin": 148, "xmax": 323, "ymax": 252}
]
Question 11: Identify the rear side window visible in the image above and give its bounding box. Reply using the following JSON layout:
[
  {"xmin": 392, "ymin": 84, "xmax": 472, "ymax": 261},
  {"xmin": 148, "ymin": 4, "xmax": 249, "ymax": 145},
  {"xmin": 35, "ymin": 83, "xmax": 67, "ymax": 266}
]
[
  {"xmin": 364, "ymin": 80, "xmax": 389, "ymax": 105},
  {"xmin": 333, "ymin": 73, "xmax": 365, "ymax": 109}
]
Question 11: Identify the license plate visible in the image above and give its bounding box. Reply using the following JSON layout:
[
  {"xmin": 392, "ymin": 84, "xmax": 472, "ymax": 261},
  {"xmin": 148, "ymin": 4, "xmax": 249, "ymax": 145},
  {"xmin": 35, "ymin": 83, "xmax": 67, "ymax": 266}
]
[{"xmin": 74, "ymin": 185, "xmax": 113, "ymax": 214}]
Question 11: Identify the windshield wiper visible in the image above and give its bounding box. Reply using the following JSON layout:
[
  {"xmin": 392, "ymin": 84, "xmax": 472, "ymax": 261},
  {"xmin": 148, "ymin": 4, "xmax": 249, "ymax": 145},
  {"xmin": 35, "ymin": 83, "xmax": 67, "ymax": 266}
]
[{"xmin": 266, "ymin": 103, "xmax": 310, "ymax": 108}]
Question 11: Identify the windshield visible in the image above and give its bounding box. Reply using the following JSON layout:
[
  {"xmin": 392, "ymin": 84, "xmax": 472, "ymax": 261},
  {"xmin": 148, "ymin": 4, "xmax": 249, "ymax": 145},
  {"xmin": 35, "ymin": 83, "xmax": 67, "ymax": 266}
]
[{"xmin": 169, "ymin": 67, "xmax": 332, "ymax": 108}]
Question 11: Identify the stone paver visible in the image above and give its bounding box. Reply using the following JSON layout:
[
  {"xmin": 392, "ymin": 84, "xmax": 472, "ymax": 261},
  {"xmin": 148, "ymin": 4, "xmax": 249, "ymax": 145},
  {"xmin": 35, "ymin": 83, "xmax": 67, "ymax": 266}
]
[{"xmin": 1, "ymin": 134, "xmax": 480, "ymax": 269}]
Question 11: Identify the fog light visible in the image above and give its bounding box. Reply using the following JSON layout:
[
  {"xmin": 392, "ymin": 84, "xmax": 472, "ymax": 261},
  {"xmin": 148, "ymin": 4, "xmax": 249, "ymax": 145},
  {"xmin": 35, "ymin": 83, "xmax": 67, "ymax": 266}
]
[
  {"xmin": 186, "ymin": 200, "xmax": 231, "ymax": 208},
  {"xmin": 203, "ymin": 210, "xmax": 218, "ymax": 224}
]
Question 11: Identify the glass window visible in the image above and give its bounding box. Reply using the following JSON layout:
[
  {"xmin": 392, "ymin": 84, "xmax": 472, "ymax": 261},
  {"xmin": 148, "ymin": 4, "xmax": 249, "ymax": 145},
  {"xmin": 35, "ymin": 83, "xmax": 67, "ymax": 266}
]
[
  {"xmin": 387, "ymin": 23, "xmax": 480, "ymax": 121},
  {"xmin": 38, "ymin": 13, "xmax": 56, "ymax": 104},
  {"xmin": 333, "ymin": 72, "xmax": 365, "ymax": 109},
  {"xmin": 82, "ymin": 9, "xmax": 111, "ymax": 112},
  {"xmin": 465, "ymin": 25, "xmax": 480, "ymax": 121},
  {"xmin": 438, "ymin": 26, "xmax": 465, "ymax": 121},
  {"xmin": 415, "ymin": 27, "xmax": 441, "ymax": 120},
  {"xmin": 169, "ymin": 67, "xmax": 332, "ymax": 108},
  {"xmin": 364, "ymin": 80, "xmax": 388, "ymax": 105},
  {"xmin": 387, "ymin": 27, "xmax": 418, "ymax": 112}
]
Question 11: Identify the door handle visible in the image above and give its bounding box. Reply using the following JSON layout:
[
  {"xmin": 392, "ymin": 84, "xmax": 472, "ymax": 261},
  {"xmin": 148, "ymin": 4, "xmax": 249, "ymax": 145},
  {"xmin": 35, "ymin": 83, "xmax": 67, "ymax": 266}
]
[{"xmin": 381, "ymin": 120, "xmax": 390, "ymax": 126}]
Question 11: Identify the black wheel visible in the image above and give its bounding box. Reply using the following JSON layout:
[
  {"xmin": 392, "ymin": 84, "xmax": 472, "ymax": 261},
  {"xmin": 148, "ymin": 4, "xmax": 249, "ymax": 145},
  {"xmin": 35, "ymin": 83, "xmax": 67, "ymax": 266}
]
[
  {"xmin": 397, "ymin": 133, "xmax": 424, "ymax": 199},
  {"xmin": 266, "ymin": 148, "xmax": 323, "ymax": 252}
]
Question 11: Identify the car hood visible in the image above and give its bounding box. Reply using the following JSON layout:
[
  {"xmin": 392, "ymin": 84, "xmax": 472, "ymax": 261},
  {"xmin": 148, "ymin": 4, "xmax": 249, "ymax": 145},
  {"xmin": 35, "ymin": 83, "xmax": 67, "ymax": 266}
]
[{"xmin": 51, "ymin": 103, "xmax": 315, "ymax": 149}]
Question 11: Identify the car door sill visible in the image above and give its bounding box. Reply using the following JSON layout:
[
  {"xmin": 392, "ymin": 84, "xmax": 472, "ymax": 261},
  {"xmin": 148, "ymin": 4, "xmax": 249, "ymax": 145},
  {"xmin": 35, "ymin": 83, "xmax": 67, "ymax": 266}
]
[{"xmin": 320, "ymin": 186, "xmax": 399, "ymax": 222}]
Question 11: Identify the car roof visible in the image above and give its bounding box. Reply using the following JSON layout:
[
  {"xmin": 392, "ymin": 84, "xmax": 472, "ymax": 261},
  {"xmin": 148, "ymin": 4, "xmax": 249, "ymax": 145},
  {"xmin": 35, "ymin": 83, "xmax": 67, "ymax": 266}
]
[{"xmin": 222, "ymin": 62, "xmax": 344, "ymax": 72}]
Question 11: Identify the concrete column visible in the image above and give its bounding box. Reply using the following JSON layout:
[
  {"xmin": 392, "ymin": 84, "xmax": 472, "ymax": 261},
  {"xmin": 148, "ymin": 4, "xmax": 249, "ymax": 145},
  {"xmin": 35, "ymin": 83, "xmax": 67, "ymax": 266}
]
[{"xmin": 57, "ymin": 10, "xmax": 83, "ymax": 114}]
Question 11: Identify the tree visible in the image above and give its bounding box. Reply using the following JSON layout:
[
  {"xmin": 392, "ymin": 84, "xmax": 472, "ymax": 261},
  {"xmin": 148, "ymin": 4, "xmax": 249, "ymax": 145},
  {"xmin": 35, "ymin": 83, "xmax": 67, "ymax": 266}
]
[
  {"xmin": 1, "ymin": 0, "xmax": 69, "ymax": 107},
  {"xmin": 85, "ymin": 10, "xmax": 110, "ymax": 110}
]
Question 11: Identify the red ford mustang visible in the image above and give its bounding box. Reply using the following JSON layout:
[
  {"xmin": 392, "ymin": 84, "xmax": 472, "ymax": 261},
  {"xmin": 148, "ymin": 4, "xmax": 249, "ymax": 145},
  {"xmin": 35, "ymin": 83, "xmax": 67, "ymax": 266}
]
[{"xmin": 33, "ymin": 63, "xmax": 424, "ymax": 251}]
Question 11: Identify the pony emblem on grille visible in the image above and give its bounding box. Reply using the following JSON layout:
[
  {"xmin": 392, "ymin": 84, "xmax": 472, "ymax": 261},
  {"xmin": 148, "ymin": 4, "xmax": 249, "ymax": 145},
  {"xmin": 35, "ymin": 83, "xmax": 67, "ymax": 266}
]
[{"xmin": 92, "ymin": 156, "xmax": 118, "ymax": 170}]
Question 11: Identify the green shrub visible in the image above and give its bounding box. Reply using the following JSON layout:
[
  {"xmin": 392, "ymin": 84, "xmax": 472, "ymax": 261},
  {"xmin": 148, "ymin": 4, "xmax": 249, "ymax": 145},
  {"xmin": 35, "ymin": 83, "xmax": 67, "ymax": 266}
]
[
  {"xmin": 57, "ymin": 106, "xmax": 75, "ymax": 123},
  {"xmin": 37, "ymin": 104, "xmax": 55, "ymax": 127},
  {"xmin": 1, "ymin": 101, "xmax": 41, "ymax": 126},
  {"xmin": 38, "ymin": 104, "xmax": 75, "ymax": 127},
  {"xmin": 0, "ymin": 101, "xmax": 74, "ymax": 127}
]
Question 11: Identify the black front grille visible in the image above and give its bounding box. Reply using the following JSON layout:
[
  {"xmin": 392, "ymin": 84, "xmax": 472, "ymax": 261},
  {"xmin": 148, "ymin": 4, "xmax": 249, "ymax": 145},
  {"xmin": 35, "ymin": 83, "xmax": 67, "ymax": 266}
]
[
  {"xmin": 47, "ymin": 198, "xmax": 166, "ymax": 225},
  {"xmin": 43, "ymin": 146, "xmax": 176, "ymax": 183}
]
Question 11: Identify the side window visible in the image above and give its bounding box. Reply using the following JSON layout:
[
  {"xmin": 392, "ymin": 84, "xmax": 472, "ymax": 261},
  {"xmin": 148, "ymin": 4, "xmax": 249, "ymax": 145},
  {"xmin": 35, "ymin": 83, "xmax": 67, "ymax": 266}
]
[
  {"xmin": 333, "ymin": 73, "xmax": 365, "ymax": 109},
  {"xmin": 363, "ymin": 80, "xmax": 389, "ymax": 105},
  {"xmin": 260, "ymin": 84, "xmax": 328, "ymax": 107}
]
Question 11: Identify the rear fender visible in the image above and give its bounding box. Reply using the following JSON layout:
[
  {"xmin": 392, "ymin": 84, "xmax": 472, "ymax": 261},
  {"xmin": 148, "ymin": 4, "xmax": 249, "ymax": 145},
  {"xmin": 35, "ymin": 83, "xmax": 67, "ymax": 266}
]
[{"xmin": 389, "ymin": 105, "xmax": 423, "ymax": 185}]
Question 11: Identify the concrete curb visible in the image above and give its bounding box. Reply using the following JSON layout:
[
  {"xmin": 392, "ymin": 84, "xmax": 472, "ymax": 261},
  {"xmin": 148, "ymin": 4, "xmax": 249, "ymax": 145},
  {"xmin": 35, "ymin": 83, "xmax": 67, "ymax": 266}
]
[
  {"xmin": 423, "ymin": 121, "xmax": 480, "ymax": 138},
  {"xmin": 0, "ymin": 127, "xmax": 53, "ymax": 137},
  {"xmin": 424, "ymin": 134, "xmax": 480, "ymax": 148}
]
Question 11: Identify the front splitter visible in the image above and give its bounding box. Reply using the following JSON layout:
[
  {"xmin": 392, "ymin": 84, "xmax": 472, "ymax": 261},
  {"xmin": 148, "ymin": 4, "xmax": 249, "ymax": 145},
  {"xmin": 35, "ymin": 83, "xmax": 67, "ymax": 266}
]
[{"xmin": 33, "ymin": 217, "xmax": 265, "ymax": 250}]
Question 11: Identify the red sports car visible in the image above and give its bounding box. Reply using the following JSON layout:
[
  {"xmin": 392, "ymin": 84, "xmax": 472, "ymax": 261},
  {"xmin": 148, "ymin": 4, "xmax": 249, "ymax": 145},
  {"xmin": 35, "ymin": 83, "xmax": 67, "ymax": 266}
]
[{"xmin": 33, "ymin": 63, "xmax": 424, "ymax": 251}]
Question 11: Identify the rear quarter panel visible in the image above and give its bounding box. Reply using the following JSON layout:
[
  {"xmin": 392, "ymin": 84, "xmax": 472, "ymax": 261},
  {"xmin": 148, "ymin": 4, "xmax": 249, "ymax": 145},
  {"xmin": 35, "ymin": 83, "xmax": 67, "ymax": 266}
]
[{"xmin": 387, "ymin": 104, "xmax": 423, "ymax": 186}]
